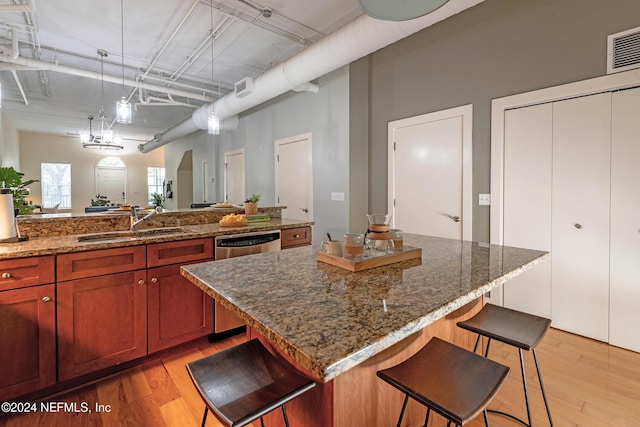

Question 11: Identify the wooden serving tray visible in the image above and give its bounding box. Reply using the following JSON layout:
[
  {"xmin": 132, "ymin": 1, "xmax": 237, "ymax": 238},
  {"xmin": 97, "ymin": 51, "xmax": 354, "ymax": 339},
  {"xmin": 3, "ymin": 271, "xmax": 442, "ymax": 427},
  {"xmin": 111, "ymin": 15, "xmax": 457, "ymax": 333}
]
[{"xmin": 317, "ymin": 246, "xmax": 422, "ymax": 272}]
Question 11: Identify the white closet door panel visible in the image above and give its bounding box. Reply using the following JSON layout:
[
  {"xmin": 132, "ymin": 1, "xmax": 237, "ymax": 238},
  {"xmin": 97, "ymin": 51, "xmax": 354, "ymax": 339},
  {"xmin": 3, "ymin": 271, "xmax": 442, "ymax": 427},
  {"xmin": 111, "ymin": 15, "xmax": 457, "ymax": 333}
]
[
  {"xmin": 610, "ymin": 88, "xmax": 640, "ymax": 352},
  {"xmin": 503, "ymin": 104, "xmax": 552, "ymax": 317},
  {"xmin": 551, "ymin": 93, "xmax": 611, "ymax": 342}
]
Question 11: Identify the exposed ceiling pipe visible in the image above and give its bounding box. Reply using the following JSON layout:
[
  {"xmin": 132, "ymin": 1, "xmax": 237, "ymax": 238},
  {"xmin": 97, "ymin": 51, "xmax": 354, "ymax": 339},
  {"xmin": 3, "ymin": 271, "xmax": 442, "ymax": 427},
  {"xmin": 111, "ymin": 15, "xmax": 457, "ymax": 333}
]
[
  {"xmin": 0, "ymin": 55, "xmax": 215, "ymax": 102},
  {"xmin": 0, "ymin": 28, "xmax": 20, "ymax": 59},
  {"xmin": 11, "ymin": 70, "xmax": 28, "ymax": 105},
  {"xmin": 0, "ymin": 0, "xmax": 36, "ymax": 13},
  {"xmin": 138, "ymin": 0, "xmax": 484, "ymax": 153}
]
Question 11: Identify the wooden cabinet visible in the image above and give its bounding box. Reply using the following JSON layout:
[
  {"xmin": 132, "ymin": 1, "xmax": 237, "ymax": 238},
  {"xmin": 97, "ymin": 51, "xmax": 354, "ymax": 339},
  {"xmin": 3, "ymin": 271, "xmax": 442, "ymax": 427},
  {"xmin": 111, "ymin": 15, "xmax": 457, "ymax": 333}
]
[
  {"xmin": 0, "ymin": 255, "xmax": 55, "ymax": 292},
  {"xmin": 0, "ymin": 283, "xmax": 56, "ymax": 400},
  {"xmin": 281, "ymin": 226, "xmax": 312, "ymax": 249},
  {"xmin": 57, "ymin": 246, "xmax": 147, "ymax": 381},
  {"xmin": 147, "ymin": 238, "xmax": 213, "ymax": 353}
]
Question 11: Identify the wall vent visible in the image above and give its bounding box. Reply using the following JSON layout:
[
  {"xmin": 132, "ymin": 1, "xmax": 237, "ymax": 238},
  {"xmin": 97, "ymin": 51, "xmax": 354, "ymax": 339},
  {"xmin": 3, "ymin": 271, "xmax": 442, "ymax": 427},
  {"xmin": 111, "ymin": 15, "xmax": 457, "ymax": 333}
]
[{"xmin": 607, "ymin": 26, "xmax": 640, "ymax": 74}]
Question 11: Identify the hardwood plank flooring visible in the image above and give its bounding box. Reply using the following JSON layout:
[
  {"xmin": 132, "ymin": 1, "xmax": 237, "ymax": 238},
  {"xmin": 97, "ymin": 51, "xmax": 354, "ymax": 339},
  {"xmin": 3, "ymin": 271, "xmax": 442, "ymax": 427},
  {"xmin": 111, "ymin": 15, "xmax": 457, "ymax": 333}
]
[{"xmin": 1, "ymin": 328, "xmax": 639, "ymax": 426}]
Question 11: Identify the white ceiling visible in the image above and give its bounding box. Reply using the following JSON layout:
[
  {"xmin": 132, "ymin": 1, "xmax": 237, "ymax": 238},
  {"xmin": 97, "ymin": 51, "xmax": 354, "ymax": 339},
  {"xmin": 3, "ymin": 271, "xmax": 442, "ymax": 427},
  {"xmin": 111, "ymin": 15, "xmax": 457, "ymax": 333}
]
[{"xmin": 0, "ymin": 0, "xmax": 362, "ymax": 152}]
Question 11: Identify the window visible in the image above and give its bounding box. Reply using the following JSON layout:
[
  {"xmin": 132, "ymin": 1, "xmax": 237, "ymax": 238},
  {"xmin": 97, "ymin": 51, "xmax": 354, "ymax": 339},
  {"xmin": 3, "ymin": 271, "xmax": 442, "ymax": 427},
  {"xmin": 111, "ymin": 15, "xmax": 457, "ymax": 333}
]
[
  {"xmin": 147, "ymin": 167, "xmax": 165, "ymax": 204},
  {"xmin": 41, "ymin": 163, "xmax": 71, "ymax": 209}
]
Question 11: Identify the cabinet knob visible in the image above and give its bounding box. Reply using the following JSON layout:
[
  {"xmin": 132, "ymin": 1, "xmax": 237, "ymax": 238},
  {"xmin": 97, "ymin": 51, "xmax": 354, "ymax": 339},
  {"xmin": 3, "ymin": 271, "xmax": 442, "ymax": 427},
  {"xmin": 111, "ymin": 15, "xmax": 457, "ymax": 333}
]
[
  {"xmin": 293, "ymin": 234, "xmax": 300, "ymax": 238},
  {"xmin": 138, "ymin": 279, "xmax": 145, "ymax": 286},
  {"xmin": 574, "ymin": 223, "xmax": 582, "ymax": 229},
  {"xmin": 452, "ymin": 216, "xmax": 461, "ymax": 223},
  {"xmin": 1, "ymin": 272, "xmax": 11, "ymax": 279},
  {"xmin": 151, "ymin": 277, "xmax": 158, "ymax": 284},
  {"xmin": 42, "ymin": 296, "xmax": 51, "ymax": 303}
]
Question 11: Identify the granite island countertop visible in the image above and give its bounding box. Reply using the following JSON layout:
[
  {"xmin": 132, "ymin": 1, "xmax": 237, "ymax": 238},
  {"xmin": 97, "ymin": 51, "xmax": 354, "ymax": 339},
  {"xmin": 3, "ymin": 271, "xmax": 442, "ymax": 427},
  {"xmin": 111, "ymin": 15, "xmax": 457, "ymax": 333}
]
[
  {"xmin": 0, "ymin": 218, "xmax": 312, "ymax": 259},
  {"xmin": 180, "ymin": 234, "xmax": 548, "ymax": 383}
]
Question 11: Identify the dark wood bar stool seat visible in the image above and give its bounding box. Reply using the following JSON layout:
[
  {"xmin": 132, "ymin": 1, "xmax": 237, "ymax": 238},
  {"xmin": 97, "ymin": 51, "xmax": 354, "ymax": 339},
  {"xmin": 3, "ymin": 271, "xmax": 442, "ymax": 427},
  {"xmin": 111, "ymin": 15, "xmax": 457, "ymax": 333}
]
[
  {"xmin": 186, "ymin": 339, "xmax": 315, "ymax": 427},
  {"xmin": 457, "ymin": 304, "xmax": 554, "ymax": 426},
  {"xmin": 377, "ymin": 337, "xmax": 510, "ymax": 427}
]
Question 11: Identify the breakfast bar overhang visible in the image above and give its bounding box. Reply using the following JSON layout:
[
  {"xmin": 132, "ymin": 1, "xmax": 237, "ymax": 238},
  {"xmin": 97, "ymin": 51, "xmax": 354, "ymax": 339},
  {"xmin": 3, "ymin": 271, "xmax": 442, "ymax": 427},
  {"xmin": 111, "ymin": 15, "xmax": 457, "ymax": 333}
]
[{"xmin": 181, "ymin": 234, "xmax": 548, "ymax": 426}]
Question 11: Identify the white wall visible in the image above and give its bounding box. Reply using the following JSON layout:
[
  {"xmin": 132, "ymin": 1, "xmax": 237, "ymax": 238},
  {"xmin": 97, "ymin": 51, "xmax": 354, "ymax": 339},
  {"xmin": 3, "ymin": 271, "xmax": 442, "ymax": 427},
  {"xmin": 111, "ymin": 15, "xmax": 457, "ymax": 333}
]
[
  {"xmin": 19, "ymin": 132, "xmax": 164, "ymax": 213},
  {"xmin": 0, "ymin": 111, "xmax": 20, "ymax": 167}
]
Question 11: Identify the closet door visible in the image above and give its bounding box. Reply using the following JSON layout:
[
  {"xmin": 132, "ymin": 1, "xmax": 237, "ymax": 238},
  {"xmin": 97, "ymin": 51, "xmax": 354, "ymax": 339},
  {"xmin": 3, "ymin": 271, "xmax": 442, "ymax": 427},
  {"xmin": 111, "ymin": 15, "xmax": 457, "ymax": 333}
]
[
  {"xmin": 610, "ymin": 88, "xmax": 640, "ymax": 352},
  {"xmin": 503, "ymin": 104, "xmax": 552, "ymax": 318},
  {"xmin": 551, "ymin": 93, "xmax": 611, "ymax": 342}
]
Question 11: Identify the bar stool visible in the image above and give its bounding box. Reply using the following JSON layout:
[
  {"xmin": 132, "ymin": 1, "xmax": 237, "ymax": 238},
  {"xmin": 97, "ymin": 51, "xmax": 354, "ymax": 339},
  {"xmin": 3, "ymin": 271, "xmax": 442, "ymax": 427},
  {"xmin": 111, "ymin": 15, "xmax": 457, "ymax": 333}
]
[
  {"xmin": 186, "ymin": 339, "xmax": 315, "ymax": 427},
  {"xmin": 377, "ymin": 337, "xmax": 510, "ymax": 427},
  {"xmin": 457, "ymin": 304, "xmax": 553, "ymax": 427}
]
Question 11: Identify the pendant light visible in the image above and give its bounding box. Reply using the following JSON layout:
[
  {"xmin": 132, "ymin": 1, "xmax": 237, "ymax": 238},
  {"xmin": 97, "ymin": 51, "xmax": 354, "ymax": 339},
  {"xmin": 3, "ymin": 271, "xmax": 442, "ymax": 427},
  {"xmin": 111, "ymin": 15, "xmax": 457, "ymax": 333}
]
[
  {"xmin": 82, "ymin": 50, "xmax": 123, "ymax": 150},
  {"xmin": 207, "ymin": 2, "xmax": 219, "ymax": 135},
  {"xmin": 116, "ymin": 0, "xmax": 132, "ymax": 124}
]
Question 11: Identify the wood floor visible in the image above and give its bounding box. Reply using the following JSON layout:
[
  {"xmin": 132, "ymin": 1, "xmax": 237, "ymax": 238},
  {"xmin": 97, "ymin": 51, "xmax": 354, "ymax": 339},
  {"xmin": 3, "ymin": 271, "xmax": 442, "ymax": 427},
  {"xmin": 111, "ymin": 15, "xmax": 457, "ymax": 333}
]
[{"xmin": 1, "ymin": 328, "xmax": 639, "ymax": 427}]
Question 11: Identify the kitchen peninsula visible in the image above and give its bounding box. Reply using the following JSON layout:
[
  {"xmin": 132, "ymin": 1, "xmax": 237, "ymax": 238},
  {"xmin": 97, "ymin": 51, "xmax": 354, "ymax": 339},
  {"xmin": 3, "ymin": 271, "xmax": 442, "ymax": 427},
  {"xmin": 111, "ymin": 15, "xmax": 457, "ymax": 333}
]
[{"xmin": 181, "ymin": 234, "xmax": 548, "ymax": 427}]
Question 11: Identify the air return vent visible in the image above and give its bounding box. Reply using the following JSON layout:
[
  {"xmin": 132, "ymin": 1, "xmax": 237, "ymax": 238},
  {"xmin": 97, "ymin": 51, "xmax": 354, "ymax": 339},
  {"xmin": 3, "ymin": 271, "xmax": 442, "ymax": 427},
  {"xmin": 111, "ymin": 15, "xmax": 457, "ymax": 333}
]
[{"xmin": 607, "ymin": 26, "xmax": 640, "ymax": 74}]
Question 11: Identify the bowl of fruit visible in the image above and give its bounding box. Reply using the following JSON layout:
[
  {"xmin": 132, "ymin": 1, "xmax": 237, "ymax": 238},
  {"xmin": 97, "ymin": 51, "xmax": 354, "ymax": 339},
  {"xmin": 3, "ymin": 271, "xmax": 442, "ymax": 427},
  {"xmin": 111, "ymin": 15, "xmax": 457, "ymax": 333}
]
[{"xmin": 219, "ymin": 213, "xmax": 248, "ymax": 227}]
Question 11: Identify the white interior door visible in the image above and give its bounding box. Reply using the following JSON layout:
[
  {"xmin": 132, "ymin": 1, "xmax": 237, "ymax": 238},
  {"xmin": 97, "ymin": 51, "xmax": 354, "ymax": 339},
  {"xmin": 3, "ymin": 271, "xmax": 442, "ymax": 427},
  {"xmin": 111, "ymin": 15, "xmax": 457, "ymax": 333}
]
[
  {"xmin": 275, "ymin": 133, "xmax": 313, "ymax": 222},
  {"xmin": 388, "ymin": 105, "xmax": 472, "ymax": 240},
  {"xmin": 610, "ymin": 87, "xmax": 640, "ymax": 352},
  {"xmin": 95, "ymin": 167, "xmax": 127, "ymax": 205},
  {"xmin": 551, "ymin": 93, "xmax": 611, "ymax": 342},
  {"xmin": 502, "ymin": 103, "xmax": 553, "ymax": 318},
  {"xmin": 224, "ymin": 149, "xmax": 245, "ymax": 205}
]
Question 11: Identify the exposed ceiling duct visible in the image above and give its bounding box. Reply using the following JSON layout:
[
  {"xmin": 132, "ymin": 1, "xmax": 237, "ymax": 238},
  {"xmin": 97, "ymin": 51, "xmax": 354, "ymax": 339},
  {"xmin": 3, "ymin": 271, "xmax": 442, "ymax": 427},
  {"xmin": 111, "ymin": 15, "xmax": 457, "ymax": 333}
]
[{"xmin": 138, "ymin": 0, "xmax": 484, "ymax": 153}]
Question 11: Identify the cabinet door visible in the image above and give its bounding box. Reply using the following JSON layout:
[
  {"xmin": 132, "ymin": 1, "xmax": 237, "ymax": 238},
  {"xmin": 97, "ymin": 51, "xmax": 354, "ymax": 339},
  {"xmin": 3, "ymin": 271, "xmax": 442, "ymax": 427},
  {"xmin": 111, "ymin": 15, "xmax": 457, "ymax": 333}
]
[
  {"xmin": 503, "ymin": 103, "xmax": 552, "ymax": 318},
  {"xmin": 57, "ymin": 271, "xmax": 147, "ymax": 381},
  {"xmin": 147, "ymin": 262, "xmax": 213, "ymax": 353},
  {"xmin": 0, "ymin": 284, "xmax": 56, "ymax": 400},
  {"xmin": 551, "ymin": 93, "xmax": 611, "ymax": 342},
  {"xmin": 610, "ymin": 88, "xmax": 640, "ymax": 352}
]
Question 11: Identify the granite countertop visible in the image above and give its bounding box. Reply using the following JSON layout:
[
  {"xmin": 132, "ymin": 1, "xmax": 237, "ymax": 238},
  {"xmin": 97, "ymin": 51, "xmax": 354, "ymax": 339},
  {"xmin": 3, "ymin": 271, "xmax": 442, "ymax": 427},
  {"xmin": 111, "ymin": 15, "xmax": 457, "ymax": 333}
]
[
  {"xmin": 0, "ymin": 218, "xmax": 312, "ymax": 259},
  {"xmin": 180, "ymin": 234, "xmax": 548, "ymax": 383}
]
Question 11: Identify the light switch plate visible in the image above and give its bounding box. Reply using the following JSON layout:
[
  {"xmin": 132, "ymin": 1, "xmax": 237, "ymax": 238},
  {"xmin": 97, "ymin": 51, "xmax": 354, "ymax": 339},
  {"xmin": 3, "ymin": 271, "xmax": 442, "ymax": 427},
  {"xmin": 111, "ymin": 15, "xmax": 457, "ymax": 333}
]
[{"xmin": 479, "ymin": 193, "xmax": 491, "ymax": 206}]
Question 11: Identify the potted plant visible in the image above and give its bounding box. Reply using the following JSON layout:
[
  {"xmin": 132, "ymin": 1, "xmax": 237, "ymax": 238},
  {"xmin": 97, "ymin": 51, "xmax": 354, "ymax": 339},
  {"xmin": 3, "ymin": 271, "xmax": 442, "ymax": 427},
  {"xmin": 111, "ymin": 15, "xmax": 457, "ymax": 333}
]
[
  {"xmin": 90, "ymin": 194, "xmax": 114, "ymax": 207},
  {"xmin": 150, "ymin": 192, "xmax": 164, "ymax": 208},
  {"xmin": 244, "ymin": 193, "xmax": 260, "ymax": 215},
  {"xmin": 0, "ymin": 166, "xmax": 39, "ymax": 215}
]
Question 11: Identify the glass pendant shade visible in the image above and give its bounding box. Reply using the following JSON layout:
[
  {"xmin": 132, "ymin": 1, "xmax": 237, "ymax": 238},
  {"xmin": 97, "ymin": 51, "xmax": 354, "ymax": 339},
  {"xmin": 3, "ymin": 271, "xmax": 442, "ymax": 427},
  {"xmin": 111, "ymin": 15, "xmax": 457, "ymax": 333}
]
[
  {"xmin": 358, "ymin": 0, "xmax": 449, "ymax": 21},
  {"xmin": 116, "ymin": 97, "xmax": 132, "ymax": 124},
  {"xmin": 208, "ymin": 111, "xmax": 220, "ymax": 135}
]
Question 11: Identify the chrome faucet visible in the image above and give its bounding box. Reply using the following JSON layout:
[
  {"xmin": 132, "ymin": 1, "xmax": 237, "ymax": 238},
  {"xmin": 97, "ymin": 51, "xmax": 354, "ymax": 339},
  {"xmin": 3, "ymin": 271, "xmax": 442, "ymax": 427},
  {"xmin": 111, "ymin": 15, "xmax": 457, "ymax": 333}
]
[{"xmin": 130, "ymin": 206, "xmax": 162, "ymax": 231}]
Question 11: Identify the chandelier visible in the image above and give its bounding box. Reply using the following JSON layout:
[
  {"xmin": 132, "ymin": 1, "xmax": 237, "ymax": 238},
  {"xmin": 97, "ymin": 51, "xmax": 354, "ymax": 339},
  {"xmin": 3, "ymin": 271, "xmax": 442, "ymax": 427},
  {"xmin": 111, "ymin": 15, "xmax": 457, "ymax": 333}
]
[
  {"xmin": 81, "ymin": 115, "xmax": 123, "ymax": 150},
  {"xmin": 81, "ymin": 49, "xmax": 124, "ymax": 150}
]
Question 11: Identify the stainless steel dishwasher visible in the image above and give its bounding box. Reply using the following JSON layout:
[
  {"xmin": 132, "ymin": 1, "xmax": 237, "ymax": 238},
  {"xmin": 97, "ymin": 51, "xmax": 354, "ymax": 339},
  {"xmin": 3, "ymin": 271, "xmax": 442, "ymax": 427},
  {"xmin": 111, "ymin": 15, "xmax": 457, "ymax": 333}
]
[{"xmin": 212, "ymin": 230, "xmax": 281, "ymax": 335}]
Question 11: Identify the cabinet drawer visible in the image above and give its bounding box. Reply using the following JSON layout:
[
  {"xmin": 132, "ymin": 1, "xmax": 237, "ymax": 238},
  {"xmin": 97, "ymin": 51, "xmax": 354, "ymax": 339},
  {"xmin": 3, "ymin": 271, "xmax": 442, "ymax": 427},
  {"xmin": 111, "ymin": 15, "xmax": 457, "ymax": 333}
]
[
  {"xmin": 57, "ymin": 246, "xmax": 147, "ymax": 281},
  {"xmin": 281, "ymin": 226, "xmax": 312, "ymax": 249},
  {"xmin": 0, "ymin": 256, "xmax": 55, "ymax": 291},
  {"xmin": 147, "ymin": 238, "xmax": 213, "ymax": 267}
]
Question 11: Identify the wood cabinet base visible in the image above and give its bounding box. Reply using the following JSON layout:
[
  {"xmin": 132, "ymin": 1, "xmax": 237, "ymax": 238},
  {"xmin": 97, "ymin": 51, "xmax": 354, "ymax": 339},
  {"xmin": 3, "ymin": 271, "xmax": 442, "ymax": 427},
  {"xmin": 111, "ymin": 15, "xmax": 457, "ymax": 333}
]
[{"xmin": 249, "ymin": 297, "xmax": 483, "ymax": 427}]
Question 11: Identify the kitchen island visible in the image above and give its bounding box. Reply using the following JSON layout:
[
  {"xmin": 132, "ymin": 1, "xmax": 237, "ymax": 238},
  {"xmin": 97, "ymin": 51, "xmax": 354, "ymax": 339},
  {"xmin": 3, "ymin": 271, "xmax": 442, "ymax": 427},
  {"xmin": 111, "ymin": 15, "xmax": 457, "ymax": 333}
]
[{"xmin": 181, "ymin": 234, "xmax": 547, "ymax": 426}]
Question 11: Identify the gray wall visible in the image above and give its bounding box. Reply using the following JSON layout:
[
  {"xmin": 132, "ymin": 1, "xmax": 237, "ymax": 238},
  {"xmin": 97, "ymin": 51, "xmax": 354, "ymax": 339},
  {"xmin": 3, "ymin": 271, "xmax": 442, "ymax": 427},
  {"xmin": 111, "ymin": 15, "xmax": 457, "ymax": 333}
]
[
  {"xmin": 366, "ymin": 0, "xmax": 640, "ymax": 242},
  {"xmin": 215, "ymin": 67, "xmax": 351, "ymax": 242}
]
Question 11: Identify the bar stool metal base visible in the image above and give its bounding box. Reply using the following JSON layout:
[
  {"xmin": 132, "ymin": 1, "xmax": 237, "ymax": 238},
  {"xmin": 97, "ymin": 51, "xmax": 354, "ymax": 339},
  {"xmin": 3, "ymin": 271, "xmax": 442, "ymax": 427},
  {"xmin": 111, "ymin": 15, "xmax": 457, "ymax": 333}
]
[{"xmin": 458, "ymin": 304, "xmax": 554, "ymax": 427}]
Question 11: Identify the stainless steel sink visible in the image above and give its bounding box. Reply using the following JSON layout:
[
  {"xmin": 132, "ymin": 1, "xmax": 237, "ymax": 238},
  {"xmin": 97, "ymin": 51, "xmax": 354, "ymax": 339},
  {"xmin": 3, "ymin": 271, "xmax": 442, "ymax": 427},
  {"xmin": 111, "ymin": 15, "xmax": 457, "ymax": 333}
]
[{"xmin": 77, "ymin": 227, "xmax": 186, "ymax": 242}]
